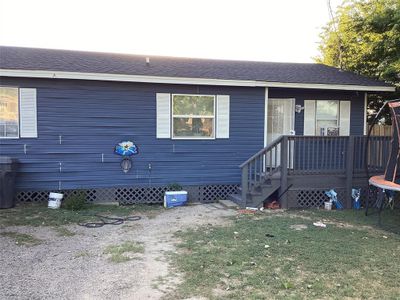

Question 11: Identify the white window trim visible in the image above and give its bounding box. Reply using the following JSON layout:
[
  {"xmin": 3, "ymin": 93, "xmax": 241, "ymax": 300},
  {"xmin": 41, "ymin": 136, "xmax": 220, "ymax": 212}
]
[
  {"xmin": 0, "ymin": 86, "xmax": 20, "ymax": 139},
  {"xmin": 263, "ymin": 88, "xmax": 269, "ymax": 147},
  {"xmin": 171, "ymin": 93, "xmax": 216, "ymax": 140}
]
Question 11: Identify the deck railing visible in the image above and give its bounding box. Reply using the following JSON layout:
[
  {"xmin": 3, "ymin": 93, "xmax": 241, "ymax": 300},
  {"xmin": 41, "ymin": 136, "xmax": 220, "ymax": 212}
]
[
  {"xmin": 239, "ymin": 136, "xmax": 285, "ymax": 202},
  {"xmin": 239, "ymin": 135, "xmax": 391, "ymax": 206}
]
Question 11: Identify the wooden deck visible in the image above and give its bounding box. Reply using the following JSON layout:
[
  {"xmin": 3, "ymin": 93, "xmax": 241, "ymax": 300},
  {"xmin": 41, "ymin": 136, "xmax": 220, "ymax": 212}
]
[{"xmin": 232, "ymin": 135, "xmax": 391, "ymax": 208}]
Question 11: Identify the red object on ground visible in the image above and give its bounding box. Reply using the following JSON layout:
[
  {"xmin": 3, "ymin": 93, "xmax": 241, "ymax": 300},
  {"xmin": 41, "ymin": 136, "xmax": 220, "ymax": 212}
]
[{"xmin": 265, "ymin": 201, "xmax": 280, "ymax": 209}]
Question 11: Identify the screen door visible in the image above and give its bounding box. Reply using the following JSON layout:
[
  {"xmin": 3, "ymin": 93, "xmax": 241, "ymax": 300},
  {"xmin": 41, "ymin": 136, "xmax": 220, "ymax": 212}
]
[{"xmin": 266, "ymin": 98, "xmax": 295, "ymax": 167}]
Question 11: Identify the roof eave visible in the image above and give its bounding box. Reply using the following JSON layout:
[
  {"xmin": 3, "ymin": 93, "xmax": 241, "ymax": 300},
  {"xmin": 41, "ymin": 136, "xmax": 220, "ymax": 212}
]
[{"xmin": 0, "ymin": 69, "xmax": 395, "ymax": 92}]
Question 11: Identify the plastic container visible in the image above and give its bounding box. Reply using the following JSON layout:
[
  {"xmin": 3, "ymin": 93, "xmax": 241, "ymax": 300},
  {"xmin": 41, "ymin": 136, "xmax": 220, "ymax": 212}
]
[
  {"xmin": 0, "ymin": 156, "xmax": 18, "ymax": 209},
  {"xmin": 164, "ymin": 191, "xmax": 187, "ymax": 208},
  {"xmin": 324, "ymin": 201, "xmax": 332, "ymax": 210},
  {"xmin": 48, "ymin": 192, "xmax": 64, "ymax": 209}
]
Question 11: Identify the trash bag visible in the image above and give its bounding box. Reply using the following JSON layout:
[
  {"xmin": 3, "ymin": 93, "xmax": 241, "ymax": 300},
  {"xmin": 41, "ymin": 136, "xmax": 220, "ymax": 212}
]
[
  {"xmin": 352, "ymin": 188, "xmax": 361, "ymax": 210},
  {"xmin": 325, "ymin": 189, "xmax": 344, "ymax": 209}
]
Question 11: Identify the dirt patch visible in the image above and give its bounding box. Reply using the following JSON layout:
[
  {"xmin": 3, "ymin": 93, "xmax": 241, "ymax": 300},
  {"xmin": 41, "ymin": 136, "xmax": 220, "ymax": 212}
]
[{"xmin": 0, "ymin": 203, "xmax": 235, "ymax": 300}]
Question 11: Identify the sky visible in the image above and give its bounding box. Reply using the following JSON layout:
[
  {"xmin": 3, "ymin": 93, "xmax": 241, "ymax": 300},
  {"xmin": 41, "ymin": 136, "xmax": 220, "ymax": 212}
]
[{"xmin": 0, "ymin": 0, "xmax": 343, "ymax": 63}]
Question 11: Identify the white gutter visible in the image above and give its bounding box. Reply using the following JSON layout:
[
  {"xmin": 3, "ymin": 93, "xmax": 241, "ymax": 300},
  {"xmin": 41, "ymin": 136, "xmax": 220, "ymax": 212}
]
[
  {"xmin": 0, "ymin": 69, "xmax": 396, "ymax": 92},
  {"xmin": 263, "ymin": 81, "xmax": 395, "ymax": 92}
]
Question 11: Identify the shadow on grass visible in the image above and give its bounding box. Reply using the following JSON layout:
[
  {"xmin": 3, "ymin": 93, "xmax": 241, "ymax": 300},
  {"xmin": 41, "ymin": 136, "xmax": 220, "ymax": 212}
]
[
  {"xmin": 0, "ymin": 202, "xmax": 163, "ymax": 227},
  {"xmin": 287, "ymin": 208, "xmax": 400, "ymax": 235},
  {"xmin": 169, "ymin": 208, "xmax": 400, "ymax": 299}
]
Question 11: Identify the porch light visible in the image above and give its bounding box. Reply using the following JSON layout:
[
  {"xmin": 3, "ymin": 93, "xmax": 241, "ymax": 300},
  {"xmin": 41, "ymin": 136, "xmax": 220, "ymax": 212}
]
[{"xmin": 295, "ymin": 105, "xmax": 304, "ymax": 113}]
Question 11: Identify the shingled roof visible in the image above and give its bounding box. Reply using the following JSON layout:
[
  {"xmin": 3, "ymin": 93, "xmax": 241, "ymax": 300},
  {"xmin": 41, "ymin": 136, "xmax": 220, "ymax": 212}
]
[{"xmin": 0, "ymin": 46, "xmax": 394, "ymax": 91}]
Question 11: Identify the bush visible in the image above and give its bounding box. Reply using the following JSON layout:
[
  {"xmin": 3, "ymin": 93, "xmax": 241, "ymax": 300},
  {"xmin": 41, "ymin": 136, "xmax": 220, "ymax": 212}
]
[
  {"xmin": 63, "ymin": 192, "xmax": 86, "ymax": 210},
  {"xmin": 167, "ymin": 183, "xmax": 183, "ymax": 191}
]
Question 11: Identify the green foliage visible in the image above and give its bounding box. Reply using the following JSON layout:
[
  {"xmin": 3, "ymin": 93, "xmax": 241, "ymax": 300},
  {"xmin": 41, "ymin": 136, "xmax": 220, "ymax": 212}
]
[
  {"xmin": 62, "ymin": 192, "xmax": 87, "ymax": 211},
  {"xmin": 317, "ymin": 0, "xmax": 400, "ymax": 123},
  {"xmin": 167, "ymin": 183, "xmax": 183, "ymax": 191}
]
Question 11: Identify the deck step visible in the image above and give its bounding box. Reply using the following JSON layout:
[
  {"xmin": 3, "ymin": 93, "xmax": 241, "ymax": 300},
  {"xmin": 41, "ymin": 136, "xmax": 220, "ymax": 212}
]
[
  {"xmin": 227, "ymin": 193, "xmax": 243, "ymax": 206},
  {"xmin": 229, "ymin": 181, "xmax": 281, "ymax": 208}
]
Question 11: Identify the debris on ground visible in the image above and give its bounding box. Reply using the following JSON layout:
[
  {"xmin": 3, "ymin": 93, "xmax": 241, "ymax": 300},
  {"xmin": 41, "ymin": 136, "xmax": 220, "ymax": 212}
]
[
  {"xmin": 325, "ymin": 189, "xmax": 344, "ymax": 209},
  {"xmin": 313, "ymin": 221, "xmax": 327, "ymax": 228},
  {"xmin": 264, "ymin": 201, "xmax": 280, "ymax": 209},
  {"xmin": 237, "ymin": 209, "xmax": 258, "ymax": 214},
  {"xmin": 245, "ymin": 207, "xmax": 259, "ymax": 211}
]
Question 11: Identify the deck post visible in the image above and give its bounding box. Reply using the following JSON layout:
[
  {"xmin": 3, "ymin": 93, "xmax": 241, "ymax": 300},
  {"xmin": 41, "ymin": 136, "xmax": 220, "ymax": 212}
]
[
  {"xmin": 345, "ymin": 136, "xmax": 355, "ymax": 208},
  {"xmin": 280, "ymin": 136, "xmax": 289, "ymax": 209},
  {"xmin": 241, "ymin": 165, "xmax": 249, "ymax": 207}
]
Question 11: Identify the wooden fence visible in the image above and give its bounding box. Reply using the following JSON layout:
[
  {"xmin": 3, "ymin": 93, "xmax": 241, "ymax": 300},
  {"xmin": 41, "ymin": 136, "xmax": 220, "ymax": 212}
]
[{"xmin": 368, "ymin": 125, "xmax": 392, "ymax": 136}]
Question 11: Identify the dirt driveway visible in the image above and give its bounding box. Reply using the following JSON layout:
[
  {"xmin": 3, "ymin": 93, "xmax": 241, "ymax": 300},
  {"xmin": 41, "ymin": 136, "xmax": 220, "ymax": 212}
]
[{"xmin": 0, "ymin": 203, "xmax": 236, "ymax": 300}]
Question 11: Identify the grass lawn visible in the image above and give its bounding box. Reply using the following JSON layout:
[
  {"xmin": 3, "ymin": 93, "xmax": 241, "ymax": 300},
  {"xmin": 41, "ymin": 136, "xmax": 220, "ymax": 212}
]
[
  {"xmin": 0, "ymin": 202, "xmax": 163, "ymax": 227},
  {"xmin": 104, "ymin": 241, "xmax": 145, "ymax": 263},
  {"xmin": 169, "ymin": 209, "xmax": 400, "ymax": 299}
]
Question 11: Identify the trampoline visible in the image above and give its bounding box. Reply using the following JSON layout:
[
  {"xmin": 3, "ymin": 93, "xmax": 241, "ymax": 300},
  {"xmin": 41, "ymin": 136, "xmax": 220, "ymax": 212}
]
[{"xmin": 366, "ymin": 100, "xmax": 400, "ymax": 223}]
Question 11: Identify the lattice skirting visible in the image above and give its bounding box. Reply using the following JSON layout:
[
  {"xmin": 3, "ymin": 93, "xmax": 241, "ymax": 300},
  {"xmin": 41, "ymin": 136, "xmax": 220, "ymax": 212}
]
[
  {"xmin": 287, "ymin": 188, "xmax": 346, "ymax": 208},
  {"xmin": 360, "ymin": 185, "xmax": 377, "ymax": 208},
  {"xmin": 15, "ymin": 184, "xmax": 239, "ymax": 204},
  {"xmin": 286, "ymin": 185, "xmax": 381, "ymax": 209}
]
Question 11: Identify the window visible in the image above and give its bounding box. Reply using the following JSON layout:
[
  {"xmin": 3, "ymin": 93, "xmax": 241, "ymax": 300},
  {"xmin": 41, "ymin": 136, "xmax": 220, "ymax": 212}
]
[
  {"xmin": 0, "ymin": 87, "xmax": 19, "ymax": 138},
  {"xmin": 304, "ymin": 100, "xmax": 350, "ymax": 136},
  {"xmin": 315, "ymin": 100, "xmax": 339, "ymax": 136},
  {"xmin": 172, "ymin": 94, "xmax": 215, "ymax": 139}
]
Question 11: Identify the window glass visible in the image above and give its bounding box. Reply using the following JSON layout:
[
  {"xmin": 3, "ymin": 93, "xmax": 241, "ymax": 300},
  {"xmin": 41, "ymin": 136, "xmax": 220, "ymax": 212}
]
[
  {"xmin": 315, "ymin": 100, "xmax": 339, "ymax": 136},
  {"xmin": 172, "ymin": 95, "xmax": 215, "ymax": 138},
  {"xmin": 0, "ymin": 87, "xmax": 19, "ymax": 138},
  {"xmin": 316, "ymin": 100, "xmax": 338, "ymax": 119},
  {"xmin": 173, "ymin": 117, "xmax": 214, "ymax": 137},
  {"xmin": 173, "ymin": 95, "xmax": 214, "ymax": 116}
]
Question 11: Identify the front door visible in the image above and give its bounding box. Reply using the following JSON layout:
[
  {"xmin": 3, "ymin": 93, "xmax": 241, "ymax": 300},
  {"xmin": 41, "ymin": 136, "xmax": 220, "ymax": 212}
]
[{"xmin": 266, "ymin": 98, "xmax": 295, "ymax": 166}]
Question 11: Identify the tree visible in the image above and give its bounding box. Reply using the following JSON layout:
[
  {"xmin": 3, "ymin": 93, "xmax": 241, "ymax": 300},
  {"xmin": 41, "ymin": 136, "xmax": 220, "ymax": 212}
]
[{"xmin": 316, "ymin": 0, "xmax": 400, "ymax": 124}]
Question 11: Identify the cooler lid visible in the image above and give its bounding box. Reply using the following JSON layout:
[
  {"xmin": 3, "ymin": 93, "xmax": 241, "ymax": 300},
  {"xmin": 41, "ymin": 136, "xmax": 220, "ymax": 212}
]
[{"xmin": 165, "ymin": 191, "xmax": 187, "ymax": 195}]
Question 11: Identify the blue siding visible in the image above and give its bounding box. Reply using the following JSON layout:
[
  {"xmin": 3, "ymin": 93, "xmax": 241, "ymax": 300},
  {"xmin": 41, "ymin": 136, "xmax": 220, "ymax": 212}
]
[
  {"xmin": 0, "ymin": 78, "xmax": 366, "ymax": 191},
  {"xmin": 0, "ymin": 78, "xmax": 265, "ymax": 190}
]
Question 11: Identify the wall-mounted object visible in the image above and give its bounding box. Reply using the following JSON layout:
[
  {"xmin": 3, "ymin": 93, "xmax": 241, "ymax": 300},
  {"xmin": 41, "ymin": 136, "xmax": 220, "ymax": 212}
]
[
  {"xmin": 114, "ymin": 141, "xmax": 139, "ymax": 173},
  {"xmin": 295, "ymin": 105, "xmax": 304, "ymax": 113}
]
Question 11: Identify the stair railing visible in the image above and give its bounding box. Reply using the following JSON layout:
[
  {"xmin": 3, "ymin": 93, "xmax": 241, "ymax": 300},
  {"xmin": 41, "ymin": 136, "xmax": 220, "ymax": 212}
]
[{"xmin": 239, "ymin": 136, "xmax": 285, "ymax": 203}]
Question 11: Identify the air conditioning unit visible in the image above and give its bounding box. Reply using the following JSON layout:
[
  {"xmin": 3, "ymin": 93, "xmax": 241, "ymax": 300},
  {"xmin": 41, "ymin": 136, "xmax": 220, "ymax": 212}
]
[{"xmin": 320, "ymin": 127, "xmax": 340, "ymax": 136}]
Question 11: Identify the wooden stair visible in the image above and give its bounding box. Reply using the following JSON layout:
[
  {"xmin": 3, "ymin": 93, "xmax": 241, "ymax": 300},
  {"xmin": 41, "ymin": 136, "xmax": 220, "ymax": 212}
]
[
  {"xmin": 229, "ymin": 136, "xmax": 287, "ymax": 208},
  {"xmin": 229, "ymin": 177, "xmax": 281, "ymax": 208}
]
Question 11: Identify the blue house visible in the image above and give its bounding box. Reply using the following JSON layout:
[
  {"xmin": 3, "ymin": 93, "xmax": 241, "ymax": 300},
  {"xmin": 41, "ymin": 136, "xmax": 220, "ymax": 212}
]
[{"xmin": 0, "ymin": 46, "xmax": 395, "ymax": 207}]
